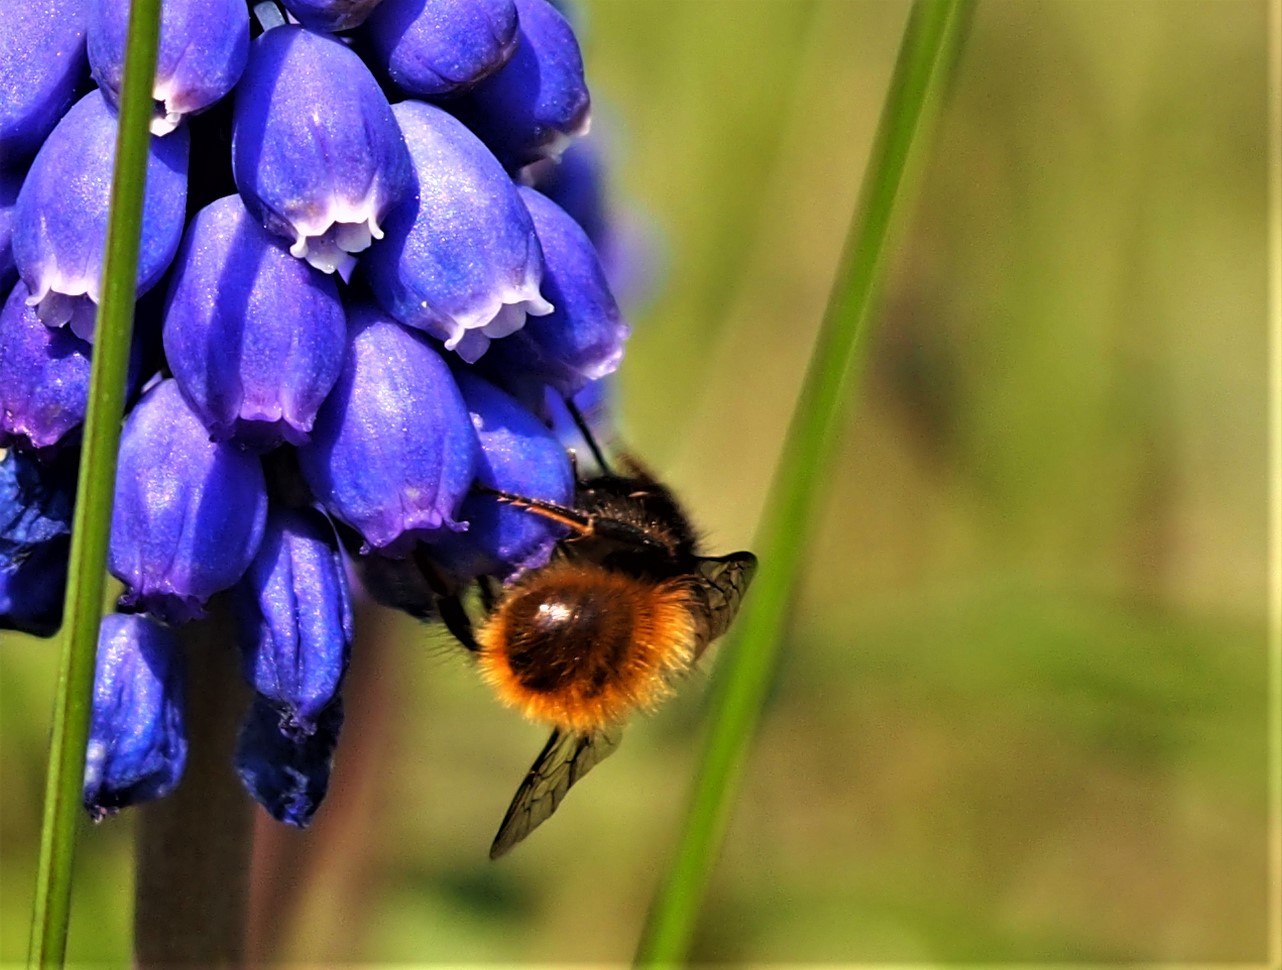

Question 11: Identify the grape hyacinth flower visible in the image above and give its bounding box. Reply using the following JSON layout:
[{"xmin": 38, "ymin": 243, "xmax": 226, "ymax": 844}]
[
  {"xmin": 0, "ymin": 448, "xmax": 75, "ymax": 637},
  {"xmin": 364, "ymin": 0, "xmax": 518, "ymax": 97},
  {"xmin": 480, "ymin": 186, "xmax": 627, "ymax": 405},
  {"xmin": 298, "ymin": 304, "xmax": 480, "ymax": 553},
  {"xmin": 0, "ymin": 0, "xmax": 88, "ymax": 164},
  {"xmin": 83, "ymin": 613, "xmax": 188, "ymax": 819},
  {"xmin": 452, "ymin": 0, "xmax": 590, "ymax": 170},
  {"xmin": 431, "ymin": 369, "xmax": 573, "ymax": 581},
  {"xmin": 235, "ymin": 694, "xmax": 343, "ymax": 827},
  {"xmin": 232, "ymin": 24, "xmax": 413, "ymax": 278},
  {"xmin": 234, "ymin": 507, "xmax": 354, "ymax": 737},
  {"xmin": 4, "ymin": 0, "xmax": 640, "ymax": 841},
  {"xmin": 109, "ymin": 379, "xmax": 268, "ymax": 624},
  {"xmin": 280, "ymin": 0, "xmax": 385, "ymax": 32},
  {"xmin": 363, "ymin": 100, "xmax": 552, "ymax": 362},
  {"xmin": 88, "ymin": 0, "xmax": 250, "ymax": 136},
  {"xmin": 162, "ymin": 194, "xmax": 347, "ymax": 449},
  {"xmin": 12, "ymin": 89, "xmax": 189, "ymax": 341}
]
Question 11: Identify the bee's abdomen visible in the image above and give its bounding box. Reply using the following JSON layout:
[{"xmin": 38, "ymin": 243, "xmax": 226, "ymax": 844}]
[{"xmin": 476, "ymin": 562, "xmax": 698, "ymax": 735}]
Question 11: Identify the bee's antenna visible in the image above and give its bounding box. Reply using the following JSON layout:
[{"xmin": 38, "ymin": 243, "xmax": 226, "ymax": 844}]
[{"xmin": 564, "ymin": 395, "xmax": 611, "ymax": 476}]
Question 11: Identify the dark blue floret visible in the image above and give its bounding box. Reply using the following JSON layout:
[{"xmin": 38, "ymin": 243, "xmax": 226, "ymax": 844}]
[
  {"xmin": 0, "ymin": 0, "xmax": 88, "ymax": 163},
  {"xmin": 162, "ymin": 195, "xmax": 347, "ymax": 450},
  {"xmin": 280, "ymin": 0, "xmax": 386, "ymax": 32},
  {"xmin": 234, "ymin": 508, "xmax": 353, "ymax": 737},
  {"xmin": 1, "ymin": 448, "xmax": 76, "ymax": 637},
  {"xmin": 109, "ymin": 380, "xmax": 268, "ymax": 624},
  {"xmin": 235, "ymin": 694, "xmax": 343, "ymax": 828},
  {"xmin": 1, "ymin": 169, "xmax": 23, "ymax": 293},
  {"xmin": 11, "ymin": 89, "xmax": 190, "ymax": 342},
  {"xmin": 430, "ymin": 369, "xmax": 573, "ymax": 581},
  {"xmin": 83, "ymin": 613, "xmax": 188, "ymax": 820},
  {"xmin": 364, "ymin": 0, "xmax": 518, "ymax": 97},
  {"xmin": 452, "ymin": 0, "xmax": 590, "ymax": 170}
]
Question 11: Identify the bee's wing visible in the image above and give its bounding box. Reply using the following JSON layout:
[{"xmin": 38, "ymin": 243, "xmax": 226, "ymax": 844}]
[
  {"xmin": 691, "ymin": 551, "xmax": 758, "ymax": 656},
  {"xmin": 489, "ymin": 727, "xmax": 622, "ymax": 859}
]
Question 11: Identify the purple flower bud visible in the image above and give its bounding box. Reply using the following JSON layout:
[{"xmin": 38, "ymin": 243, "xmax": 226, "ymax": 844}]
[
  {"xmin": 545, "ymin": 375, "xmax": 617, "ymax": 462},
  {"xmin": 0, "ymin": 535, "xmax": 69, "ymax": 638},
  {"xmin": 0, "ymin": 447, "xmax": 74, "ymax": 558},
  {"xmin": 109, "ymin": 379, "xmax": 268, "ymax": 624},
  {"xmin": 83, "ymin": 613, "xmax": 187, "ymax": 820},
  {"xmin": 453, "ymin": 0, "xmax": 590, "ymax": 170},
  {"xmin": 298, "ymin": 305, "xmax": 480, "ymax": 554},
  {"xmin": 235, "ymin": 694, "xmax": 342, "ymax": 827},
  {"xmin": 430, "ymin": 370, "xmax": 571, "ymax": 581},
  {"xmin": 364, "ymin": 0, "xmax": 518, "ymax": 97},
  {"xmin": 0, "ymin": 281, "xmax": 93, "ymax": 452},
  {"xmin": 232, "ymin": 25, "xmax": 413, "ymax": 279},
  {"xmin": 12, "ymin": 90, "xmax": 189, "ymax": 342},
  {"xmin": 0, "ymin": 0, "xmax": 88, "ymax": 164},
  {"xmin": 280, "ymin": 0, "xmax": 385, "ymax": 32},
  {"xmin": 1, "ymin": 449, "xmax": 75, "ymax": 637},
  {"xmin": 1, "ymin": 168, "xmax": 23, "ymax": 293},
  {"xmin": 363, "ymin": 100, "xmax": 551, "ymax": 363},
  {"xmin": 234, "ymin": 508, "xmax": 353, "ymax": 736},
  {"xmin": 88, "ymin": 0, "xmax": 249, "ymax": 136},
  {"xmin": 482, "ymin": 186, "xmax": 626, "ymax": 399},
  {"xmin": 162, "ymin": 195, "xmax": 347, "ymax": 449},
  {"xmin": 523, "ymin": 137, "xmax": 609, "ymax": 250}
]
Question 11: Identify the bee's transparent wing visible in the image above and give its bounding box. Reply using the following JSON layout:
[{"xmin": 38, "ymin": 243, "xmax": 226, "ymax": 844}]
[
  {"xmin": 691, "ymin": 551, "xmax": 758, "ymax": 656},
  {"xmin": 489, "ymin": 727, "xmax": 622, "ymax": 859}
]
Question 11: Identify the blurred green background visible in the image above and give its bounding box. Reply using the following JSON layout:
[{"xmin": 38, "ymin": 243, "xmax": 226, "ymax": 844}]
[{"xmin": 1, "ymin": 0, "xmax": 1272, "ymax": 962}]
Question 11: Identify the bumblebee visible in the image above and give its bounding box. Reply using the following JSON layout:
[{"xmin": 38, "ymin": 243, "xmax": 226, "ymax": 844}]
[{"xmin": 431, "ymin": 449, "xmax": 756, "ymax": 858}]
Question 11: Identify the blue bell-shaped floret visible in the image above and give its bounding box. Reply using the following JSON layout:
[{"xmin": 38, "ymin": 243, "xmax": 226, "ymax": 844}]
[
  {"xmin": 232, "ymin": 25, "xmax": 413, "ymax": 279},
  {"xmin": 364, "ymin": 0, "xmax": 518, "ymax": 97},
  {"xmin": 298, "ymin": 304, "xmax": 480, "ymax": 554},
  {"xmin": 481, "ymin": 186, "xmax": 626, "ymax": 401},
  {"xmin": 452, "ymin": 0, "xmax": 589, "ymax": 170},
  {"xmin": 429, "ymin": 369, "xmax": 572, "ymax": 581},
  {"xmin": 1, "ymin": 168, "xmax": 23, "ymax": 293},
  {"xmin": 0, "ymin": 448, "xmax": 75, "ymax": 637},
  {"xmin": 234, "ymin": 507, "xmax": 353, "ymax": 737},
  {"xmin": 88, "ymin": 0, "xmax": 249, "ymax": 136},
  {"xmin": 0, "ymin": 280, "xmax": 94, "ymax": 452},
  {"xmin": 162, "ymin": 194, "xmax": 347, "ymax": 450},
  {"xmin": 0, "ymin": 0, "xmax": 88, "ymax": 164},
  {"xmin": 83, "ymin": 613, "xmax": 188, "ymax": 820},
  {"xmin": 280, "ymin": 0, "xmax": 386, "ymax": 32},
  {"xmin": 235, "ymin": 694, "xmax": 343, "ymax": 827},
  {"xmin": 11, "ymin": 89, "xmax": 189, "ymax": 342},
  {"xmin": 109, "ymin": 379, "xmax": 268, "ymax": 624},
  {"xmin": 362, "ymin": 100, "xmax": 551, "ymax": 363}
]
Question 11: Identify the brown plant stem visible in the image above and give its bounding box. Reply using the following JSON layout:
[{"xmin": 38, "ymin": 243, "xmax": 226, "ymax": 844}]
[{"xmin": 133, "ymin": 602, "xmax": 254, "ymax": 967}]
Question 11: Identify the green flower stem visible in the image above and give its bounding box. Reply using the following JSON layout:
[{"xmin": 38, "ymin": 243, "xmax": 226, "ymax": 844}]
[
  {"xmin": 134, "ymin": 602, "xmax": 254, "ymax": 967},
  {"xmin": 27, "ymin": 2, "xmax": 162, "ymax": 966},
  {"xmin": 633, "ymin": 1, "xmax": 975, "ymax": 964}
]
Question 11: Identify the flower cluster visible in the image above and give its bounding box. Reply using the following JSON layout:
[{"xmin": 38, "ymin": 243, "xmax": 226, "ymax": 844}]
[{"xmin": 1, "ymin": 0, "xmax": 632, "ymax": 827}]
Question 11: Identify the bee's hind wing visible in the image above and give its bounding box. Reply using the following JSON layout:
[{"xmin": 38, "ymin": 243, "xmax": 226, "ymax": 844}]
[
  {"xmin": 691, "ymin": 551, "xmax": 758, "ymax": 656},
  {"xmin": 489, "ymin": 727, "xmax": 622, "ymax": 859}
]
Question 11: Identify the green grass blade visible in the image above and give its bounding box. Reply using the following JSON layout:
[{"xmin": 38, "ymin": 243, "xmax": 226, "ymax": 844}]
[
  {"xmin": 27, "ymin": 3, "xmax": 162, "ymax": 966},
  {"xmin": 634, "ymin": 1, "xmax": 975, "ymax": 963}
]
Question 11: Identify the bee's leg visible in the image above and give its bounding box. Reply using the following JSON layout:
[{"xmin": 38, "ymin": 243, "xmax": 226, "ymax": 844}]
[
  {"xmin": 436, "ymin": 592, "xmax": 481, "ymax": 652},
  {"xmin": 478, "ymin": 575, "xmax": 499, "ymax": 614},
  {"xmin": 563, "ymin": 395, "xmax": 611, "ymax": 476}
]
